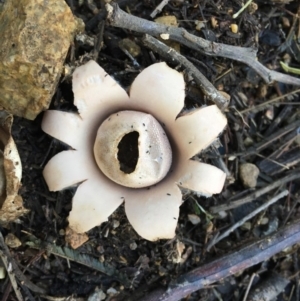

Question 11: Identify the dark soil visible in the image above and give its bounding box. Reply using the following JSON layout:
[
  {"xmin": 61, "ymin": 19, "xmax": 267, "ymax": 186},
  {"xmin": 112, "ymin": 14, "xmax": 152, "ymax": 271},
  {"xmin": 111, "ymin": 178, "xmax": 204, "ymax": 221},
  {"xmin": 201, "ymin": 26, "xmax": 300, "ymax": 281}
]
[{"xmin": 1, "ymin": 0, "xmax": 300, "ymax": 301}]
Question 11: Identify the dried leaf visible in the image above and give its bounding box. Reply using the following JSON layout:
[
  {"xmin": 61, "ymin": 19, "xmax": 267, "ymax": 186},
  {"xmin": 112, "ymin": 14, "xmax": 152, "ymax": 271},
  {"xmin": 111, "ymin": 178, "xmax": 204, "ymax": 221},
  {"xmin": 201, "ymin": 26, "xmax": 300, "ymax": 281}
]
[{"xmin": 0, "ymin": 111, "xmax": 28, "ymax": 224}]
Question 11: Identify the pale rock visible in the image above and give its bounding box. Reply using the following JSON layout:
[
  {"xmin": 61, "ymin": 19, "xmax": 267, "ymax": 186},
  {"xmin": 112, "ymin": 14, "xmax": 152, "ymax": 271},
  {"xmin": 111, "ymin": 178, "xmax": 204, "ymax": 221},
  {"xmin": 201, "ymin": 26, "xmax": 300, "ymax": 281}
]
[
  {"xmin": 5, "ymin": 233, "xmax": 22, "ymax": 248},
  {"xmin": 0, "ymin": 0, "xmax": 83, "ymax": 119},
  {"xmin": 239, "ymin": 163, "xmax": 260, "ymax": 188},
  {"xmin": 187, "ymin": 214, "xmax": 201, "ymax": 225}
]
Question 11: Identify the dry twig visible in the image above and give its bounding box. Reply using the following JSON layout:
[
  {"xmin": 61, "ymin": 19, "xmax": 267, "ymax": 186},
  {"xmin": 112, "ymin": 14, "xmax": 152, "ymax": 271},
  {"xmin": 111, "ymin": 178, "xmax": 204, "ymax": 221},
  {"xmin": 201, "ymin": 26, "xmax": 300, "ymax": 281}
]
[
  {"xmin": 142, "ymin": 34, "xmax": 229, "ymax": 110},
  {"xmin": 210, "ymin": 171, "xmax": 300, "ymax": 213},
  {"xmin": 133, "ymin": 218, "xmax": 300, "ymax": 301},
  {"xmin": 0, "ymin": 248, "xmax": 23, "ymax": 301},
  {"xmin": 206, "ymin": 190, "xmax": 289, "ymax": 250},
  {"xmin": 239, "ymin": 88, "xmax": 300, "ymax": 114},
  {"xmin": 150, "ymin": 0, "xmax": 170, "ymax": 18},
  {"xmin": 106, "ymin": 3, "xmax": 300, "ymax": 86}
]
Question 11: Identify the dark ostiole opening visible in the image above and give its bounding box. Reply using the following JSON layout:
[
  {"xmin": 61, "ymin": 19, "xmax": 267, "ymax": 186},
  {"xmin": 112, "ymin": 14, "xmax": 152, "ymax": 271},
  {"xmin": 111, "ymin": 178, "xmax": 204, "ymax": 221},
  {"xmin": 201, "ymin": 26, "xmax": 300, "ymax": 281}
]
[{"xmin": 117, "ymin": 131, "xmax": 139, "ymax": 174}]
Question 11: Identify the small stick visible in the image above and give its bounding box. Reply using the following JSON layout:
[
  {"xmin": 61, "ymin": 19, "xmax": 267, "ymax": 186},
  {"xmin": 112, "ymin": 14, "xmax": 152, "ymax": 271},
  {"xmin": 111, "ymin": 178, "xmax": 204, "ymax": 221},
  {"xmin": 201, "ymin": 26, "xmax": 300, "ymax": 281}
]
[
  {"xmin": 106, "ymin": 3, "xmax": 300, "ymax": 86},
  {"xmin": 242, "ymin": 273, "xmax": 257, "ymax": 301},
  {"xmin": 204, "ymin": 118, "xmax": 300, "ymax": 161},
  {"xmin": 240, "ymin": 119, "xmax": 300, "ymax": 159},
  {"xmin": 206, "ymin": 190, "xmax": 289, "ymax": 250},
  {"xmin": 239, "ymin": 88, "xmax": 300, "ymax": 114},
  {"xmin": 142, "ymin": 34, "xmax": 228, "ymax": 110},
  {"xmin": 150, "ymin": 0, "xmax": 169, "ymax": 18},
  {"xmin": 233, "ymin": 0, "xmax": 253, "ymax": 18},
  {"xmin": 210, "ymin": 171, "xmax": 300, "ymax": 213}
]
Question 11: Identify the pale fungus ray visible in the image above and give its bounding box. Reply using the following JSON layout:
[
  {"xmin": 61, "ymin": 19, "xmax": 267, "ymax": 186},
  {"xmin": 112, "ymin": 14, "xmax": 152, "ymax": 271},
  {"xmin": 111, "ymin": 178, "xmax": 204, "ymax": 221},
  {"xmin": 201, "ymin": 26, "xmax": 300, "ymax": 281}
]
[{"xmin": 42, "ymin": 60, "xmax": 227, "ymax": 243}]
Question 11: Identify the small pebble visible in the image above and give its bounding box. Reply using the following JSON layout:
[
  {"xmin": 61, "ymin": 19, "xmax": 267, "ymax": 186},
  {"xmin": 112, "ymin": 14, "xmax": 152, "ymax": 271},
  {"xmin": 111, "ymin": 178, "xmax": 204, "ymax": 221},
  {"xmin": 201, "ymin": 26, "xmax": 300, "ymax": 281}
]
[
  {"xmin": 241, "ymin": 221, "xmax": 252, "ymax": 231},
  {"xmin": 244, "ymin": 137, "xmax": 254, "ymax": 147},
  {"xmin": 211, "ymin": 16, "xmax": 218, "ymax": 28},
  {"xmin": 187, "ymin": 214, "xmax": 201, "ymax": 225},
  {"xmin": 107, "ymin": 287, "xmax": 118, "ymax": 295},
  {"xmin": 5, "ymin": 233, "xmax": 21, "ymax": 248},
  {"xmin": 99, "ymin": 255, "xmax": 105, "ymax": 263},
  {"xmin": 260, "ymin": 30, "xmax": 281, "ymax": 47},
  {"xmin": 230, "ymin": 24, "xmax": 238, "ymax": 33},
  {"xmin": 260, "ymin": 217, "xmax": 269, "ymax": 225},
  {"xmin": 217, "ymin": 210, "xmax": 228, "ymax": 219},
  {"xmin": 97, "ymin": 245, "xmax": 105, "ymax": 254},
  {"xmin": 112, "ymin": 219, "xmax": 120, "ymax": 229},
  {"xmin": 59, "ymin": 229, "xmax": 65, "ymax": 236},
  {"xmin": 88, "ymin": 287, "xmax": 106, "ymax": 301},
  {"xmin": 282, "ymin": 16, "xmax": 290, "ymax": 28},
  {"xmin": 118, "ymin": 38, "xmax": 141, "ymax": 57},
  {"xmin": 130, "ymin": 241, "xmax": 137, "ymax": 250},
  {"xmin": 239, "ymin": 163, "xmax": 260, "ymax": 188},
  {"xmin": 265, "ymin": 106, "xmax": 274, "ymax": 120},
  {"xmin": 248, "ymin": 2, "xmax": 258, "ymax": 14}
]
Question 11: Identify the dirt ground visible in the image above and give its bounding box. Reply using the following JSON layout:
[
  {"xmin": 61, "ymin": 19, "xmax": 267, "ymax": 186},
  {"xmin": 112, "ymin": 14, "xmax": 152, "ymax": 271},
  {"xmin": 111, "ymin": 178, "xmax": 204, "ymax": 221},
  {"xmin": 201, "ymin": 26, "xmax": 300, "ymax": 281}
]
[{"xmin": 1, "ymin": 0, "xmax": 300, "ymax": 300}]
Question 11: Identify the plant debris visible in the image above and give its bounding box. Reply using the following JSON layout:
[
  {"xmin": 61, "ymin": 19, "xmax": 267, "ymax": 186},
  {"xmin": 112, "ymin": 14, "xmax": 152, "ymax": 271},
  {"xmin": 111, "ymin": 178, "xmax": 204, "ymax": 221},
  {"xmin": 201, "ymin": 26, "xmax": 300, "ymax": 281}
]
[
  {"xmin": 0, "ymin": 111, "xmax": 27, "ymax": 224},
  {"xmin": 1, "ymin": 1, "xmax": 300, "ymax": 300}
]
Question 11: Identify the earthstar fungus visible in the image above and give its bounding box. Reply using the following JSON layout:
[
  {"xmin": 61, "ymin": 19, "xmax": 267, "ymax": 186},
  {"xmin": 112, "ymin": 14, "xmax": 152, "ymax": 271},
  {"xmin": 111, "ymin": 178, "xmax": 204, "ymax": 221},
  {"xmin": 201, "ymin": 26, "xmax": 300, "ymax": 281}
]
[{"xmin": 42, "ymin": 60, "xmax": 227, "ymax": 241}]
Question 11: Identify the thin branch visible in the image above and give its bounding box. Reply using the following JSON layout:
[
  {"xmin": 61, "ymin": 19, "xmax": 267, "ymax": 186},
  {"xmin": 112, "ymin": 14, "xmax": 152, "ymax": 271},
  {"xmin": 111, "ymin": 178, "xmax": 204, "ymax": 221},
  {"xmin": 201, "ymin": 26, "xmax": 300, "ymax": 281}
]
[
  {"xmin": 206, "ymin": 119, "xmax": 300, "ymax": 160},
  {"xmin": 210, "ymin": 171, "xmax": 300, "ymax": 214},
  {"xmin": 106, "ymin": 3, "xmax": 300, "ymax": 86},
  {"xmin": 135, "ymin": 218, "xmax": 300, "ymax": 301},
  {"xmin": 242, "ymin": 273, "xmax": 257, "ymax": 301},
  {"xmin": 233, "ymin": 0, "xmax": 253, "ymax": 18},
  {"xmin": 206, "ymin": 190, "xmax": 289, "ymax": 250},
  {"xmin": 142, "ymin": 34, "xmax": 229, "ymax": 110},
  {"xmin": 150, "ymin": 0, "xmax": 170, "ymax": 18},
  {"xmin": 239, "ymin": 88, "xmax": 300, "ymax": 114},
  {"xmin": 248, "ymin": 119, "xmax": 300, "ymax": 155}
]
